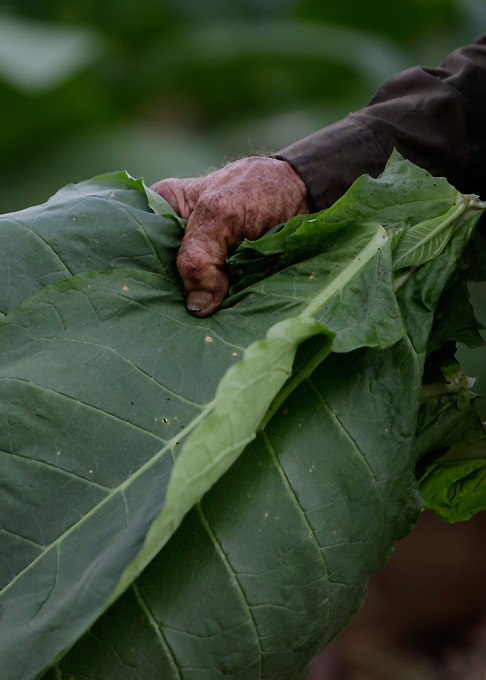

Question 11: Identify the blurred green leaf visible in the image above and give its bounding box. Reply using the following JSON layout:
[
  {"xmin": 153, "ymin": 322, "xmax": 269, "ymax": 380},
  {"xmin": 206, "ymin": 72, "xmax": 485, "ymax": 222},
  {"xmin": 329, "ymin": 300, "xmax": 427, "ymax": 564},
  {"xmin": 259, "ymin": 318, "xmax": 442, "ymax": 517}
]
[
  {"xmin": 148, "ymin": 20, "xmax": 410, "ymax": 89},
  {"xmin": 0, "ymin": 14, "xmax": 103, "ymax": 92}
]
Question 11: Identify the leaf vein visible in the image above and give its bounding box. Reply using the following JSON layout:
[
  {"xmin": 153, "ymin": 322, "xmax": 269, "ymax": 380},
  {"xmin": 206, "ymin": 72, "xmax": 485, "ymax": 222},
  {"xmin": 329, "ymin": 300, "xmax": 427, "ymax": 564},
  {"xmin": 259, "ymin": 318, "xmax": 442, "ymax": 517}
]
[
  {"xmin": 262, "ymin": 430, "xmax": 331, "ymax": 629},
  {"xmin": 1, "ymin": 448, "xmax": 111, "ymax": 491},
  {"xmin": 131, "ymin": 583, "xmax": 183, "ymax": 680},
  {"xmin": 0, "ymin": 376, "xmax": 167, "ymax": 443},
  {"xmin": 5, "ymin": 217, "xmax": 73, "ymax": 276},
  {"xmin": 196, "ymin": 503, "xmax": 263, "ymax": 675},
  {"xmin": 306, "ymin": 378, "xmax": 386, "ymax": 513},
  {"xmin": 0, "ymin": 525, "xmax": 44, "ymax": 548}
]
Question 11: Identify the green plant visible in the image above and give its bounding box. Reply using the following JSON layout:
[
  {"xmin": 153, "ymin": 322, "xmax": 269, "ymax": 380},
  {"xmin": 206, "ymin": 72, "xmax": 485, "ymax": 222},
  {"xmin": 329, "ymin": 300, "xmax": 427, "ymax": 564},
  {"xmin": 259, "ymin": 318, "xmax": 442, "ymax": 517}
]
[{"xmin": 0, "ymin": 152, "xmax": 484, "ymax": 679}]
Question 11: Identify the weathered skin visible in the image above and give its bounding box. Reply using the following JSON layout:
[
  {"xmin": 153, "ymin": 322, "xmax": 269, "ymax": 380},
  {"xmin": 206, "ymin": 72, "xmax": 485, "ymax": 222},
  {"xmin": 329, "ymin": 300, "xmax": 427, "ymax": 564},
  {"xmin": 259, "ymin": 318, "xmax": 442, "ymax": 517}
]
[{"xmin": 151, "ymin": 156, "xmax": 308, "ymax": 317}]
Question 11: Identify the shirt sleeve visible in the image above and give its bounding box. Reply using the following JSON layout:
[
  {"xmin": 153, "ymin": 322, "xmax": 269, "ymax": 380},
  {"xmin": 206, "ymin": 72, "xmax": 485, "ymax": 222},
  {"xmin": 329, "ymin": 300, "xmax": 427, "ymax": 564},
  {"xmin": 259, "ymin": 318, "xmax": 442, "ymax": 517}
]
[{"xmin": 276, "ymin": 34, "xmax": 486, "ymax": 211}]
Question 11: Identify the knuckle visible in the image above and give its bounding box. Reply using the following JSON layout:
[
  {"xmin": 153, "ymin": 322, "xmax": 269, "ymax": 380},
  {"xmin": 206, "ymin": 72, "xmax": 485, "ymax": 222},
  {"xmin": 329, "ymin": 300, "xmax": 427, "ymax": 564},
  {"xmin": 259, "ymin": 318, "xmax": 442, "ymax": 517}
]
[
  {"xmin": 199, "ymin": 190, "xmax": 242, "ymax": 221},
  {"xmin": 176, "ymin": 243, "xmax": 211, "ymax": 280}
]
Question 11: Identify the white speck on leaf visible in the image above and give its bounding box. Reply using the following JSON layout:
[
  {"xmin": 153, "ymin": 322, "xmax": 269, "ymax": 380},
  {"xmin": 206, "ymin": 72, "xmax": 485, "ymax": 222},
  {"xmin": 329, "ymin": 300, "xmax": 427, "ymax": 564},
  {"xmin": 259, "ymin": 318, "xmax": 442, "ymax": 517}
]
[{"xmin": 205, "ymin": 336, "xmax": 213, "ymax": 343}]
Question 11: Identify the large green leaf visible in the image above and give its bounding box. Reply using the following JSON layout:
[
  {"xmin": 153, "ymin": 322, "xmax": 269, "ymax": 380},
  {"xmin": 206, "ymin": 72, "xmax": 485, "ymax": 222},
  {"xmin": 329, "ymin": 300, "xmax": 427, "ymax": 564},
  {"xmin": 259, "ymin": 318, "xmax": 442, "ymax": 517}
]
[
  {"xmin": 227, "ymin": 148, "xmax": 466, "ymax": 294},
  {"xmin": 0, "ymin": 155, "xmax": 484, "ymax": 679}
]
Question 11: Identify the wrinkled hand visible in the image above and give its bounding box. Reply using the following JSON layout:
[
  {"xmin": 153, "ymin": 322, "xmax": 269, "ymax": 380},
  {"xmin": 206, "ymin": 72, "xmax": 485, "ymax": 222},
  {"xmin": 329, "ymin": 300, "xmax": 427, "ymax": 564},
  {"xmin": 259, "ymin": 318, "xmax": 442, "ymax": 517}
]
[{"xmin": 150, "ymin": 156, "xmax": 309, "ymax": 317}]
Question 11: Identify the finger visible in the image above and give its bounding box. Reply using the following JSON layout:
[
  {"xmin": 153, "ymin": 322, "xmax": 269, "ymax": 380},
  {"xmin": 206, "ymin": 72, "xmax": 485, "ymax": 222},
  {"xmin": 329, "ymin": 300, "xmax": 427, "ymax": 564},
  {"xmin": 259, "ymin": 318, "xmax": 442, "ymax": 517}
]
[
  {"xmin": 176, "ymin": 230, "xmax": 229, "ymax": 318},
  {"xmin": 149, "ymin": 178, "xmax": 201, "ymax": 219},
  {"xmin": 176, "ymin": 198, "xmax": 243, "ymax": 316}
]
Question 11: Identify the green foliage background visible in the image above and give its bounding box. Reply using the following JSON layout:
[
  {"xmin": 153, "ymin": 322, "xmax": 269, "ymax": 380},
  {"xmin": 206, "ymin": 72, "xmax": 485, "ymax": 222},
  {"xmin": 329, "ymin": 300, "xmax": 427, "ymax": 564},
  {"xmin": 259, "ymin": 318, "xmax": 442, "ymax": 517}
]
[{"xmin": 0, "ymin": 0, "xmax": 484, "ymax": 212}]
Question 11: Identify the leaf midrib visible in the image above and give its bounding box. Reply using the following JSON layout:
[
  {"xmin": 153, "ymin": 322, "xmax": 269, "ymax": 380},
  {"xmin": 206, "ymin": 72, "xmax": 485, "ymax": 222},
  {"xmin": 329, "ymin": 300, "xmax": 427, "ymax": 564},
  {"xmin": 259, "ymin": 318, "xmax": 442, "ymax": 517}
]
[
  {"xmin": 393, "ymin": 199, "xmax": 467, "ymax": 269},
  {"xmin": 300, "ymin": 227, "xmax": 388, "ymax": 318},
  {"xmin": 0, "ymin": 386, "xmax": 217, "ymax": 600}
]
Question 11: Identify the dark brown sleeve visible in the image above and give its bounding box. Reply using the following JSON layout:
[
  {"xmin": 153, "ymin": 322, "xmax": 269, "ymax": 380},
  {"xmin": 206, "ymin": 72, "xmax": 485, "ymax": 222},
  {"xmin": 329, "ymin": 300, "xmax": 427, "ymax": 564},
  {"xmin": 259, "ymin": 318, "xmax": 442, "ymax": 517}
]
[{"xmin": 276, "ymin": 34, "xmax": 486, "ymax": 211}]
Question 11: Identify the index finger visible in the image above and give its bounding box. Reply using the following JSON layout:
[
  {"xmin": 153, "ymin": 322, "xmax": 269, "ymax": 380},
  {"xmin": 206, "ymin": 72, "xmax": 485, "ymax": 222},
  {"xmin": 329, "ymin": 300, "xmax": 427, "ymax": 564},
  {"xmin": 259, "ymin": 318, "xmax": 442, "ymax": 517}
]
[{"xmin": 176, "ymin": 194, "xmax": 244, "ymax": 316}]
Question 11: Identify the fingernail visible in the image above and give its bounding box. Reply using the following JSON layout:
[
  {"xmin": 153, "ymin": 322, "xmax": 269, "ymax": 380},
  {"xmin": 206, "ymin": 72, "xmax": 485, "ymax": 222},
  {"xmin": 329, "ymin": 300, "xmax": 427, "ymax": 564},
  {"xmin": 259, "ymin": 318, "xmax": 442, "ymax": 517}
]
[{"xmin": 186, "ymin": 290, "xmax": 213, "ymax": 312}]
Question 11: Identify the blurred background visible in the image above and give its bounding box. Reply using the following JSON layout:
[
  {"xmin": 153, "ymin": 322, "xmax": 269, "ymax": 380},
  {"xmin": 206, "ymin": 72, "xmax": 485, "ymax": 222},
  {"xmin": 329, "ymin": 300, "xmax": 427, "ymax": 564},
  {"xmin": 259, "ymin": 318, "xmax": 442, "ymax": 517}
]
[
  {"xmin": 1, "ymin": 2, "xmax": 485, "ymax": 678},
  {"xmin": 1, "ymin": 0, "xmax": 484, "ymax": 212}
]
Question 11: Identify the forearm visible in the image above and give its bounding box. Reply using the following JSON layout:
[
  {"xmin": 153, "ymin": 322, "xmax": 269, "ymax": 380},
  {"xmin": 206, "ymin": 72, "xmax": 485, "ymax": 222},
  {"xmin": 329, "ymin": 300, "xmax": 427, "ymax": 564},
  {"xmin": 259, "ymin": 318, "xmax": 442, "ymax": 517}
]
[{"xmin": 277, "ymin": 34, "xmax": 486, "ymax": 210}]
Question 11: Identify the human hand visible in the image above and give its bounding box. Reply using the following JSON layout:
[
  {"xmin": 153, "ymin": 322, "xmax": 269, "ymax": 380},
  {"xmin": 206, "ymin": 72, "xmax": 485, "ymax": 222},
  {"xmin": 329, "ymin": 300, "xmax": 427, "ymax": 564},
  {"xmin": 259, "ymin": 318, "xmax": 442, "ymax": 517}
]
[{"xmin": 150, "ymin": 156, "xmax": 309, "ymax": 317}]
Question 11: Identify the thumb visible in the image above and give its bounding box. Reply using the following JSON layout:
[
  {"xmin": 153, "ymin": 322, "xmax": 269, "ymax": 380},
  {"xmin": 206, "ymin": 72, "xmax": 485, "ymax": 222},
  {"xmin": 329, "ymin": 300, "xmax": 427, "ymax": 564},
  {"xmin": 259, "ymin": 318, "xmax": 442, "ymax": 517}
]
[{"xmin": 176, "ymin": 206, "xmax": 234, "ymax": 317}]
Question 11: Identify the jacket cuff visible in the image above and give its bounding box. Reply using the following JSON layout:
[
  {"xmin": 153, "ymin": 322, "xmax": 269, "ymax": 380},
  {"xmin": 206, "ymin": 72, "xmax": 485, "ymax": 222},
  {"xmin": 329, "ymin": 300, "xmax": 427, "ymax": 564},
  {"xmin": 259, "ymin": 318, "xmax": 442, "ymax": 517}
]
[
  {"xmin": 276, "ymin": 34, "xmax": 486, "ymax": 211},
  {"xmin": 275, "ymin": 117, "xmax": 389, "ymax": 211}
]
